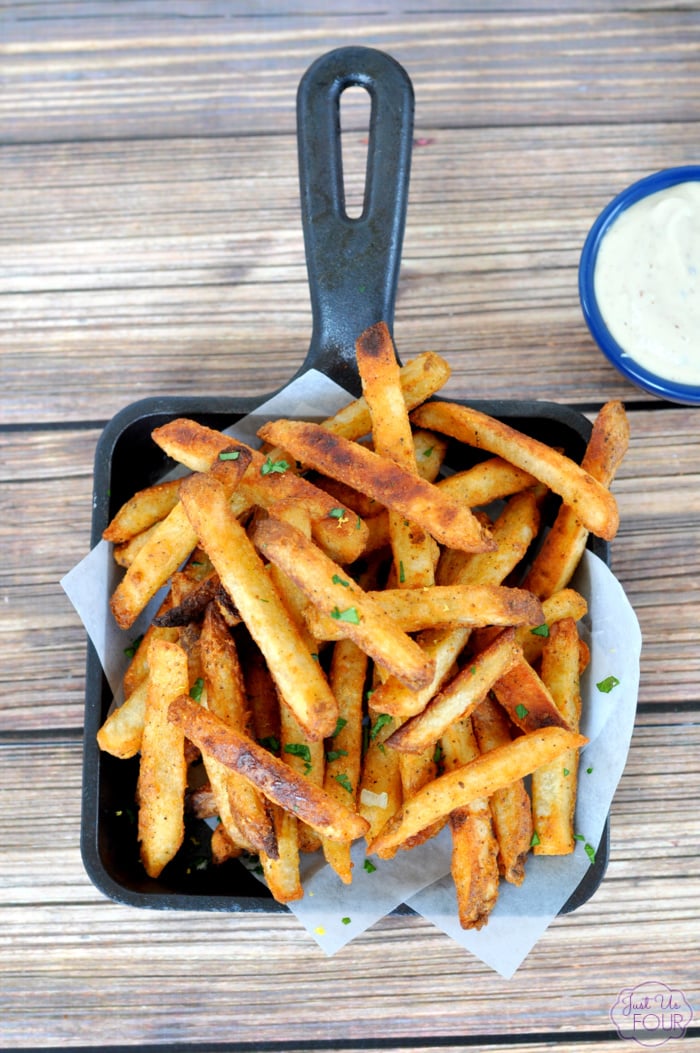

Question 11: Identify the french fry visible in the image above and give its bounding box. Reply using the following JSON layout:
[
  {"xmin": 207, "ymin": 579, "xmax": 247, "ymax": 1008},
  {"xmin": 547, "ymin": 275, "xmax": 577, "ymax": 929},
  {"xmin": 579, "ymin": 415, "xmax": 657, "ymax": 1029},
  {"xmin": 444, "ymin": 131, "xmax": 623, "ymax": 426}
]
[
  {"xmin": 491, "ymin": 654, "xmax": 572, "ymax": 734},
  {"xmin": 411, "ymin": 401, "xmax": 620, "ymax": 540},
  {"xmin": 436, "ymin": 457, "xmax": 537, "ymax": 508},
  {"xmin": 179, "ymin": 471, "xmax": 339, "ymax": 741},
  {"xmin": 523, "ymin": 400, "xmax": 630, "ymax": 598},
  {"xmin": 531, "ymin": 618, "xmax": 583, "ymax": 855},
  {"xmin": 136, "ymin": 640, "xmax": 189, "ymax": 878},
  {"xmin": 257, "ymin": 419, "xmax": 495, "ymax": 554},
  {"xmin": 441, "ymin": 717, "xmax": 500, "ymax": 929},
  {"xmin": 518, "ymin": 588, "xmax": 588, "ymax": 666},
  {"xmin": 322, "ymin": 638, "xmax": 368, "ymax": 882},
  {"xmin": 103, "ymin": 477, "xmax": 182, "ymax": 544},
  {"xmin": 358, "ymin": 707, "xmax": 403, "ymax": 844},
  {"xmin": 96, "ymin": 677, "xmax": 149, "ymax": 759},
  {"xmin": 260, "ymin": 806, "xmax": 304, "ymax": 903},
  {"xmin": 386, "ymin": 628, "xmax": 523, "ymax": 755},
  {"xmin": 249, "ymin": 515, "xmax": 436, "ymax": 693},
  {"xmin": 113, "ymin": 522, "xmax": 162, "ymax": 568},
  {"xmin": 305, "ymin": 584, "xmax": 543, "ymax": 641},
  {"xmin": 471, "ymin": 697, "xmax": 533, "ymax": 885},
  {"xmin": 200, "ymin": 604, "xmax": 277, "ymax": 858},
  {"xmin": 168, "ymin": 695, "xmax": 370, "ymax": 843}
]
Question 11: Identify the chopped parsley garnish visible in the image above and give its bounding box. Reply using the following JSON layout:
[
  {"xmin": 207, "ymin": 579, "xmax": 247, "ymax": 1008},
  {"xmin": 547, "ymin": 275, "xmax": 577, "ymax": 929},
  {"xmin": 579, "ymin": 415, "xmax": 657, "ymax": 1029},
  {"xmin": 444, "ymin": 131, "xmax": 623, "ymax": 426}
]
[
  {"xmin": 326, "ymin": 748, "xmax": 348, "ymax": 763},
  {"xmin": 563, "ymin": 767, "xmax": 570, "ymax": 777},
  {"xmin": 330, "ymin": 606, "xmax": 360, "ymax": 624},
  {"xmin": 422, "ymin": 446, "xmax": 434, "ymax": 458},
  {"xmin": 334, "ymin": 772, "xmax": 353, "ymax": 793},
  {"xmin": 515, "ymin": 703, "xmax": 529, "ymax": 720},
  {"xmin": 218, "ymin": 450, "xmax": 240, "ymax": 460},
  {"xmin": 332, "ymin": 573, "xmax": 350, "ymax": 587},
  {"xmin": 331, "ymin": 717, "xmax": 348, "ymax": 738},
  {"xmin": 124, "ymin": 634, "xmax": 143, "ymax": 659},
  {"xmin": 398, "ymin": 560, "xmax": 406, "ymax": 583},
  {"xmin": 189, "ymin": 677, "xmax": 204, "ymax": 702},
  {"xmin": 596, "ymin": 674, "xmax": 620, "ymax": 693},
  {"xmin": 258, "ymin": 734, "xmax": 280, "ymax": 754},
  {"xmin": 586, "ymin": 766, "xmax": 594, "ymax": 774},
  {"xmin": 328, "ymin": 507, "xmax": 346, "ymax": 519},
  {"xmin": 530, "ymin": 623, "xmax": 550, "ymax": 638},
  {"xmin": 341, "ymin": 916, "xmax": 351, "ymax": 925},
  {"xmin": 363, "ymin": 859, "xmax": 377, "ymax": 874},
  {"xmin": 530, "ymin": 831, "xmax": 541, "ymax": 847},
  {"xmin": 261, "ymin": 456, "xmax": 289, "ymax": 476},
  {"xmin": 284, "ymin": 743, "xmax": 312, "ymax": 773},
  {"xmin": 574, "ymin": 833, "xmax": 596, "ymax": 864},
  {"xmin": 370, "ymin": 713, "xmax": 393, "ymax": 741}
]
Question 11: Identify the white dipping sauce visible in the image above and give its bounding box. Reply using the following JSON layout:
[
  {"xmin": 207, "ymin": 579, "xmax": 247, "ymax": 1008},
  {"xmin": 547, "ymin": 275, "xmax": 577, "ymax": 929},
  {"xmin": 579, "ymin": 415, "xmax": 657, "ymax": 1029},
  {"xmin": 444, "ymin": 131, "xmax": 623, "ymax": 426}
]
[{"xmin": 594, "ymin": 180, "xmax": 700, "ymax": 385}]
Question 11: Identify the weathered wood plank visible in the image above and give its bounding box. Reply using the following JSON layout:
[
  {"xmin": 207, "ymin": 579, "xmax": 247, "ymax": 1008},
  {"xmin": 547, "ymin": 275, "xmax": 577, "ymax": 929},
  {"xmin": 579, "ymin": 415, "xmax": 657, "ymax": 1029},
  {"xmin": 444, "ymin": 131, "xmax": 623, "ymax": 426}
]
[
  {"xmin": 3, "ymin": 9, "xmax": 699, "ymax": 142},
  {"xmin": 0, "ymin": 732, "xmax": 697, "ymax": 1047},
  {"xmin": 3, "ymin": 121, "xmax": 700, "ymax": 425}
]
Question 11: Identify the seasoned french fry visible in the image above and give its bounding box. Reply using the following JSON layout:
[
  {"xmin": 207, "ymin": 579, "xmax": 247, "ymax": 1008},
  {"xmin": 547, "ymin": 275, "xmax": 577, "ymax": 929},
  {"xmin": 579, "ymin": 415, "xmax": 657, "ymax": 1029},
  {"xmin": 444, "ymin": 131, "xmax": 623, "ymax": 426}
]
[
  {"xmin": 386, "ymin": 628, "xmax": 522, "ymax": 755},
  {"xmin": 518, "ymin": 588, "xmax": 588, "ymax": 665},
  {"xmin": 442, "ymin": 716, "xmax": 500, "ymax": 929},
  {"xmin": 260, "ymin": 806, "xmax": 304, "ymax": 903},
  {"xmin": 250, "ymin": 515, "xmax": 436, "ymax": 693},
  {"xmin": 471, "ymin": 697, "xmax": 533, "ymax": 885},
  {"xmin": 411, "ymin": 401, "xmax": 620, "ymax": 540},
  {"xmin": 137, "ymin": 640, "xmax": 189, "ymax": 878},
  {"xmin": 305, "ymin": 584, "xmax": 543, "ymax": 641},
  {"xmin": 168, "ymin": 695, "xmax": 370, "ymax": 843},
  {"xmin": 257, "ymin": 419, "xmax": 495, "ymax": 554},
  {"xmin": 491, "ymin": 654, "xmax": 572, "ymax": 734},
  {"xmin": 179, "ymin": 471, "xmax": 339, "ymax": 740},
  {"xmin": 523, "ymin": 400, "xmax": 630, "ymax": 598},
  {"xmin": 358, "ymin": 708, "xmax": 403, "ymax": 844},
  {"xmin": 531, "ymin": 618, "xmax": 583, "ymax": 855},
  {"xmin": 103, "ymin": 477, "xmax": 182, "ymax": 544},
  {"xmin": 436, "ymin": 457, "xmax": 537, "ymax": 508},
  {"xmin": 96, "ymin": 677, "xmax": 149, "ymax": 759},
  {"xmin": 113, "ymin": 522, "xmax": 162, "ymax": 568}
]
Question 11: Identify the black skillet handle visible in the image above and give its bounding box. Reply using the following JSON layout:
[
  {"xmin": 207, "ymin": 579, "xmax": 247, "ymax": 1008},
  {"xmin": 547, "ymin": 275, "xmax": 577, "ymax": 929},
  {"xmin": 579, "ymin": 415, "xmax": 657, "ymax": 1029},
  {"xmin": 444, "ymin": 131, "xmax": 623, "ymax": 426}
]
[{"xmin": 295, "ymin": 46, "xmax": 414, "ymax": 396}]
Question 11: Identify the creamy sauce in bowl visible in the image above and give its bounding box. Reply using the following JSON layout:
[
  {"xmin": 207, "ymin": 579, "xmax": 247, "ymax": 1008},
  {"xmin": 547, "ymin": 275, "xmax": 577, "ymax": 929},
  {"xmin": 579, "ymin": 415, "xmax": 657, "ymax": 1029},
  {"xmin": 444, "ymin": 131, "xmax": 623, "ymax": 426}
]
[{"xmin": 593, "ymin": 180, "xmax": 700, "ymax": 386}]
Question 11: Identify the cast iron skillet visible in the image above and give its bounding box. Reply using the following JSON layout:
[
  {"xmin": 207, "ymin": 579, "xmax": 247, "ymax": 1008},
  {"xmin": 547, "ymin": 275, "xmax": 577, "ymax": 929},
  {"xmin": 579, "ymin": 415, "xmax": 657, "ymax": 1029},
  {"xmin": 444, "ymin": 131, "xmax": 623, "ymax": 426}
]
[{"xmin": 81, "ymin": 46, "xmax": 609, "ymax": 914}]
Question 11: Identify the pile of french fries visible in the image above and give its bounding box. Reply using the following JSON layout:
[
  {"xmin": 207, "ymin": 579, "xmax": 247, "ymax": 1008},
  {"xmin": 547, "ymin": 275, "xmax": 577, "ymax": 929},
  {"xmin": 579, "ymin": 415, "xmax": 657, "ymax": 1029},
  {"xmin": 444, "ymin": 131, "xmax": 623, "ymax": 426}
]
[{"xmin": 97, "ymin": 321, "xmax": 629, "ymax": 928}]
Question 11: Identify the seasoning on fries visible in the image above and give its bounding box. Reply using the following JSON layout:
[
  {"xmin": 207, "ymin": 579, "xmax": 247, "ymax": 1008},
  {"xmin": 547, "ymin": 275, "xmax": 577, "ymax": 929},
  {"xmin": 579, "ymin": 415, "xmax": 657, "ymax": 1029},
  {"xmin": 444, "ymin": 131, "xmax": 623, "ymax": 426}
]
[{"xmin": 97, "ymin": 326, "xmax": 627, "ymax": 929}]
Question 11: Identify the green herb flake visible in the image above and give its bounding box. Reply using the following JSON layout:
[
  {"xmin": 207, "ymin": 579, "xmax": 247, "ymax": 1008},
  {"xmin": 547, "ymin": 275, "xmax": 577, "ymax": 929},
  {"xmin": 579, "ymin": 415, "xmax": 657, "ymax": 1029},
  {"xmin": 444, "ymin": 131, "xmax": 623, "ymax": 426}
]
[
  {"xmin": 334, "ymin": 772, "xmax": 353, "ymax": 793},
  {"xmin": 310, "ymin": 652, "xmax": 320, "ymax": 663},
  {"xmin": 189, "ymin": 677, "xmax": 205, "ymax": 702},
  {"xmin": 515, "ymin": 703, "xmax": 529, "ymax": 720},
  {"xmin": 422, "ymin": 446, "xmax": 434, "ymax": 458},
  {"xmin": 363, "ymin": 859, "xmax": 377, "ymax": 874},
  {"xmin": 330, "ymin": 606, "xmax": 360, "ymax": 624},
  {"xmin": 398, "ymin": 560, "xmax": 405, "ymax": 584},
  {"xmin": 332, "ymin": 573, "xmax": 350, "ymax": 587},
  {"xmin": 326, "ymin": 748, "xmax": 348, "ymax": 763},
  {"xmin": 596, "ymin": 674, "xmax": 620, "ymax": 694},
  {"xmin": 563, "ymin": 767, "xmax": 570, "ymax": 777},
  {"xmin": 341, "ymin": 916, "xmax": 352, "ymax": 926},
  {"xmin": 328, "ymin": 507, "xmax": 347, "ymax": 520},
  {"xmin": 258, "ymin": 734, "xmax": 280, "ymax": 754},
  {"xmin": 218, "ymin": 450, "xmax": 240, "ymax": 461},
  {"xmin": 331, "ymin": 717, "xmax": 348, "ymax": 738},
  {"xmin": 530, "ymin": 831, "xmax": 541, "ymax": 847},
  {"xmin": 586, "ymin": 766, "xmax": 594, "ymax": 774},
  {"xmin": 530, "ymin": 623, "xmax": 550, "ymax": 638},
  {"xmin": 261, "ymin": 456, "xmax": 289, "ymax": 476},
  {"xmin": 284, "ymin": 743, "xmax": 312, "ymax": 773},
  {"xmin": 370, "ymin": 713, "xmax": 393, "ymax": 741},
  {"xmin": 584, "ymin": 842, "xmax": 596, "ymax": 865},
  {"xmin": 124, "ymin": 634, "xmax": 144, "ymax": 659}
]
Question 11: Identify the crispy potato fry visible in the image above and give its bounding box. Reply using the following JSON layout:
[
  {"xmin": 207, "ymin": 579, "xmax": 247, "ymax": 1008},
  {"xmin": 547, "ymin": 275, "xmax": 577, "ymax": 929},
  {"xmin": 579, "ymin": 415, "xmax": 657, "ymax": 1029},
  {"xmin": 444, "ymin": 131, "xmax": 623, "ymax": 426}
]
[
  {"xmin": 96, "ymin": 677, "xmax": 149, "ymax": 759},
  {"xmin": 257, "ymin": 419, "xmax": 495, "ymax": 554},
  {"xmin": 531, "ymin": 618, "xmax": 583, "ymax": 854},
  {"xmin": 113, "ymin": 522, "xmax": 162, "ymax": 568},
  {"xmin": 103, "ymin": 477, "xmax": 182, "ymax": 544},
  {"xmin": 491, "ymin": 654, "xmax": 572, "ymax": 734},
  {"xmin": 305, "ymin": 584, "xmax": 543, "ymax": 640},
  {"xmin": 358, "ymin": 707, "xmax": 403, "ymax": 844},
  {"xmin": 168, "ymin": 695, "xmax": 369, "ymax": 843},
  {"xmin": 411, "ymin": 401, "xmax": 620, "ymax": 540},
  {"xmin": 250, "ymin": 515, "xmax": 436, "ymax": 693},
  {"xmin": 436, "ymin": 458, "xmax": 537, "ymax": 508},
  {"xmin": 518, "ymin": 588, "xmax": 588, "ymax": 666},
  {"xmin": 179, "ymin": 471, "xmax": 339, "ymax": 741},
  {"xmin": 442, "ymin": 716, "xmax": 500, "ymax": 929},
  {"xmin": 210, "ymin": 821, "xmax": 252, "ymax": 863},
  {"xmin": 151, "ymin": 417, "xmax": 368, "ymax": 565},
  {"xmin": 386, "ymin": 629, "xmax": 523, "ymax": 755},
  {"xmin": 136, "ymin": 640, "xmax": 189, "ymax": 878},
  {"xmin": 523, "ymin": 401, "xmax": 630, "ymax": 598},
  {"xmin": 369, "ymin": 726, "xmax": 586, "ymax": 859},
  {"xmin": 260, "ymin": 806, "xmax": 304, "ymax": 903}
]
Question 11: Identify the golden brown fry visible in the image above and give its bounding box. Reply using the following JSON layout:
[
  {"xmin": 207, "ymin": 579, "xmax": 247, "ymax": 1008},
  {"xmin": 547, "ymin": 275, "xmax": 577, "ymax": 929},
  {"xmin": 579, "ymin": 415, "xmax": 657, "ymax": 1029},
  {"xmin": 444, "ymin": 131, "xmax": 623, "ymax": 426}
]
[
  {"xmin": 386, "ymin": 628, "xmax": 522, "ymax": 755},
  {"xmin": 491, "ymin": 654, "xmax": 572, "ymax": 734},
  {"xmin": 367, "ymin": 725, "xmax": 587, "ymax": 859},
  {"xmin": 531, "ymin": 618, "xmax": 583, "ymax": 855},
  {"xmin": 471, "ymin": 697, "xmax": 533, "ymax": 886},
  {"xmin": 179, "ymin": 472, "xmax": 339, "ymax": 741},
  {"xmin": 517, "ymin": 588, "xmax": 588, "ymax": 665},
  {"xmin": 210, "ymin": 821, "xmax": 252, "ymax": 863},
  {"xmin": 168, "ymin": 695, "xmax": 370, "ymax": 843},
  {"xmin": 257, "ymin": 418, "xmax": 495, "ymax": 554},
  {"xmin": 113, "ymin": 522, "xmax": 162, "ymax": 568},
  {"xmin": 442, "ymin": 717, "xmax": 500, "ymax": 929},
  {"xmin": 250, "ymin": 515, "xmax": 436, "ymax": 693},
  {"xmin": 137, "ymin": 640, "xmax": 189, "ymax": 878},
  {"xmin": 103, "ymin": 477, "xmax": 182, "ymax": 544},
  {"xmin": 358, "ymin": 708, "xmax": 403, "ymax": 845},
  {"xmin": 523, "ymin": 401, "xmax": 630, "ymax": 598},
  {"xmin": 305, "ymin": 584, "xmax": 543, "ymax": 641},
  {"xmin": 436, "ymin": 457, "xmax": 537, "ymax": 508},
  {"xmin": 96, "ymin": 677, "xmax": 149, "ymax": 759},
  {"xmin": 411, "ymin": 400, "xmax": 619, "ymax": 541},
  {"xmin": 260, "ymin": 806, "xmax": 304, "ymax": 903}
]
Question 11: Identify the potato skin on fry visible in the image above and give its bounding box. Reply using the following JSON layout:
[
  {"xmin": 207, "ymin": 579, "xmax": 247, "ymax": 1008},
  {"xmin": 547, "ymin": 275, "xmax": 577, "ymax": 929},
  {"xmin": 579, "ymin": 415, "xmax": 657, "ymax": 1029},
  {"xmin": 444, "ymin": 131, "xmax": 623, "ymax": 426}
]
[{"xmin": 168, "ymin": 695, "xmax": 369, "ymax": 843}]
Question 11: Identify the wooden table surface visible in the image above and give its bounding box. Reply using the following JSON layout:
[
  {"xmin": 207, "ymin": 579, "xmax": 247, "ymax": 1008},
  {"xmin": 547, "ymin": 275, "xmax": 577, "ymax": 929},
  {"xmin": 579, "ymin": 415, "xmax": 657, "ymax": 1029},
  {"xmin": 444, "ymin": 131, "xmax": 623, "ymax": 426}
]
[{"xmin": 2, "ymin": 2, "xmax": 699, "ymax": 1050}]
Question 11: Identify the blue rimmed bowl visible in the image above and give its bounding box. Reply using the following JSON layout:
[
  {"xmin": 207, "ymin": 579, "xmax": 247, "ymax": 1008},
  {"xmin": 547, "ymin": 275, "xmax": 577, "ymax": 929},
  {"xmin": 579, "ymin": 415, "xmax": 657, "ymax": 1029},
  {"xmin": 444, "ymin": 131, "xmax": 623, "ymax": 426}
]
[{"xmin": 579, "ymin": 165, "xmax": 700, "ymax": 405}]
